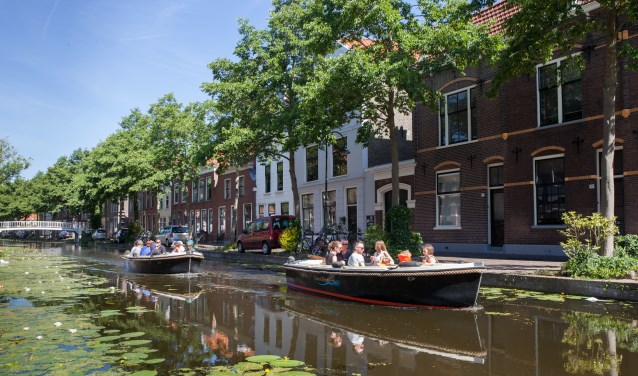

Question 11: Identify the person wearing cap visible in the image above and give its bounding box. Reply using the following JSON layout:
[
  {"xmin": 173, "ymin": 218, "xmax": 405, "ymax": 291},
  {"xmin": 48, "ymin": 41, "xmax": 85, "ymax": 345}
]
[
  {"xmin": 172, "ymin": 241, "xmax": 185, "ymax": 253},
  {"xmin": 185, "ymin": 240, "xmax": 197, "ymax": 254}
]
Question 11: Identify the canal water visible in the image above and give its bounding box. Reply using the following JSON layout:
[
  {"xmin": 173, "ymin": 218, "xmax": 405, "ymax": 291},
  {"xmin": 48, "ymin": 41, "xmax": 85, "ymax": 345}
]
[{"xmin": 1, "ymin": 241, "xmax": 638, "ymax": 375}]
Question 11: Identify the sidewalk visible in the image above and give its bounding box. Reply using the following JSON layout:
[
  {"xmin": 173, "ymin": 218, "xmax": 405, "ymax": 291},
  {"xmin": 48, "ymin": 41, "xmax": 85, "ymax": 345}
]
[{"xmin": 197, "ymin": 245, "xmax": 638, "ymax": 302}]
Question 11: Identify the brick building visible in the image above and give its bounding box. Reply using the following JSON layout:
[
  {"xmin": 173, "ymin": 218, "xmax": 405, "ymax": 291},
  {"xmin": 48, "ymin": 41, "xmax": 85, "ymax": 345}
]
[{"xmin": 413, "ymin": 3, "xmax": 638, "ymax": 258}]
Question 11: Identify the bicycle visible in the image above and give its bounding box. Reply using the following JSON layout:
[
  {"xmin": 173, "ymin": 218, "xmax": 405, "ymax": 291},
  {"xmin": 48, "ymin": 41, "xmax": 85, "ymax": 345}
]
[{"xmin": 298, "ymin": 228, "xmax": 325, "ymax": 256}]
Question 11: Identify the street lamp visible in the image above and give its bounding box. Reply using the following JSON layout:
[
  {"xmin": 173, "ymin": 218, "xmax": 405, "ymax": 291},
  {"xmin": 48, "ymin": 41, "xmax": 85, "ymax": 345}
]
[{"xmin": 323, "ymin": 130, "xmax": 350, "ymax": 233}]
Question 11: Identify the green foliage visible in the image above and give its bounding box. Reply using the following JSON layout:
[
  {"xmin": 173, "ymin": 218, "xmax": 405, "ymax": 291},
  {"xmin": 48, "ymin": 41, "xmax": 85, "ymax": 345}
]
[
  {"xmin": 615, "ymin": 234, "xmax": 638, "ymax": 258},
  {"xmin": 363, "ymin": 224, "xmax": 386, "ymax": 252},
  {"xmin": 562, "ymin": 250, "xmax": 638, "ymax": 279},
  {"xmin": 384, "ymin": 206, "xmax": 419, "ymax": 252},
  {"xmin": 279, "ymin": 226, "xmax": 302, "ymax": 253},
  {"xmin": 559, "ymin": 211, "xmax": 618, "ymax": 258},
  {"xmin": 0, "ymin": 137, "xmax": 30, "ymax": 186},
  {"xmin": 129, "ymin": 220, "xmax": 142, "ymax": 241}
]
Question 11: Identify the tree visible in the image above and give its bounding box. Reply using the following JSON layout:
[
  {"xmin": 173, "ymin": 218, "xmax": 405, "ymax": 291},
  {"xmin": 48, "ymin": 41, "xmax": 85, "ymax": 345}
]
[
  {"xmin": 202, "ymin": 0, "xmax": 355, "ymax": 218},
  {"xmin": 488, "ymin": 0, "xmax": 638, "ymax": 256},
  {"xmin": 300, "ymin": 0, "xmax": 501, "ymax": 206},
  {"xmin": 0, "ymin": 137, "xmax": 29, "ymax": 187}
]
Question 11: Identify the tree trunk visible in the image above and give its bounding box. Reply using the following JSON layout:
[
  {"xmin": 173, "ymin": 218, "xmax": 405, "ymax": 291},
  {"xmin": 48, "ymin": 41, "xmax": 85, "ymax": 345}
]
[
  {"xmin": 388, "ymin": 88, "xmax": 400, "ymax": 207},
  {"xmin": 601, "ymin": 10, "xmax": 618, "ymax": 257},
  {"xmin": 289, "ymin": 150, "xmax": 300, "ymax": 218}
]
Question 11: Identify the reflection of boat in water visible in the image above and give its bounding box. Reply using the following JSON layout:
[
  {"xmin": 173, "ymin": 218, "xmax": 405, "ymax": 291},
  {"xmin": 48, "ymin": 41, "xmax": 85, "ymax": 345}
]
[
  {"xmin": 284, "ymin": 259, "xmax": 485, "ymax": 308},
  {"xmin": 122, "ymin": 252, "xmax": 204, "ymax": 274},
  {"xmin": 284, "ymin": 298, "xmax": 486, "ymax": 364},
  {"xmin": 118, "ymin": 275, "xmax": 203, "ymax": 303}
]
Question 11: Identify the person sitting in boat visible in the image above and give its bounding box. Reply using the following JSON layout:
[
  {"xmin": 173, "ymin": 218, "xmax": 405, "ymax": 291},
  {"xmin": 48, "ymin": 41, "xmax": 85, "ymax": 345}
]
[
  {"xmin": 421, "ymin": 243, "xmax": 438, "ymax": 264},
  {"xmin": 397, "ymin": 250, "xmax": 412, "ymax": 263},
  {"xmin": 347, "ymin": 332, "xmax": 365, "ymax": 355},
  {"xmin": 185, "ymin": 240, "xmax": 196, "ymax": 254},
  {"xmin": 325, "ymin": 240, "xmax": 341, "ymax": 265},
  {"xmin": 172, "ymin": 241, "xmax": 185, "ymax": 253},
  {"xmin": 347, "ymin": 241, "xmax": 366, "ymax": 267},
  {"xmin": 336, "ymin": 242, "xmax": 351, "ymax": 263},
  {"xmin": 152, "ymin": 238, "xmax": 167, "ymax": 255},
  {"xmin": 129, "ymin": 240, "xmax": 143, "ymax": 257},
  {"xmin": 370, "ymin": 240, "xmax": 394, "ymax": 266},
  {"xmin": 139, "ymin": 240, "xmax": 153, "ymax": 256}
]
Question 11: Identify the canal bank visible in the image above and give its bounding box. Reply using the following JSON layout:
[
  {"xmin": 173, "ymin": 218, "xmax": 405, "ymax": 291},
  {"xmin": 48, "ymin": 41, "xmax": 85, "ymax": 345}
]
[{"xmin": 197, "ymin": 246, "xmax": 638, "ymax": 302}]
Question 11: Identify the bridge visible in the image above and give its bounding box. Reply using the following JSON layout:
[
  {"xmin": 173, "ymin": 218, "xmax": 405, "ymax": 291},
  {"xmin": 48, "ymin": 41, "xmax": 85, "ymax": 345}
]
[{"xmin": 0, "ymin": 221, "xmax": 87, "ymax": 243}]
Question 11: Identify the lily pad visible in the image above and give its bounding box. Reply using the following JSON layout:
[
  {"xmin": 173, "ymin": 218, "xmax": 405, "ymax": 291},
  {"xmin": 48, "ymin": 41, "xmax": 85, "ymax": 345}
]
[
  {"xmin": 121, "ymin": 339, "xmax": 152, "ymax": 346},
  {"xmin": 123, "ymin": 352, "xmax": 149, "ymax": 360},
  {"xmin": 130, "ymin": 371, "xmax": 157, "ymax": 376},
  {"xmin": 270, "ymin": 359, "xmax": 305, "ymax": 367},
  {"xmin": 120, "ymin": 331, "xmax": 146, "ymax": 338},
  {"xmin": 97, "ymin": 335, "xmax": 122, "ymax": 342},
  {"xmin": 246, "ymin": 354, "xmax": 281, "ymax": 363},
  {"xmin": 278, "ymin": 372, "xmax": 316, "ymax": 376},
  {"xmin": 233, "ymin": 361, "xmax": 264, "ymax": 371},
  {"xmin": 103, "ymin": 329, "xmax": 121, "ymax": 334},
  {"xmin": 144, "ymin": 358, "xmax": 165, "ymax": 364}
]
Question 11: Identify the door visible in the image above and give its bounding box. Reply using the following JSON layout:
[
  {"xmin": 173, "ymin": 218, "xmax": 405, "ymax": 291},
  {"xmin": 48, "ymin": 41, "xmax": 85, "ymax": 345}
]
[{"xmin": 490, "ymin": 189, "xmax": 504, "ymax": 246}]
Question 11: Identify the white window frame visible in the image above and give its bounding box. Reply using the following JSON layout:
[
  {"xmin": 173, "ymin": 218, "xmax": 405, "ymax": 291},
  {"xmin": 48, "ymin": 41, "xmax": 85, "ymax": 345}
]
[
  {"xmin": 224, "ymin": 178, "xmax": 231, "ymax": 199},
  {"xmin": 238, "ymin": 176, "xmax": 245, "ymax": 197},
  {"xmin": 536, "ymin": 54, "xmax": 582, "ymax": 127},
  {"xmin": 435, "ymin": 169, "xmax": 461, "ymax": 229},
  {"xmin": 243, "ymin": 203, "xmax": 252, "ymax": 229},
  {"xmin": 218, "ymin": 207, "xmax": 226, "ymax": 236},
  {"xmin": 439, "ymin": 86, "xmax": 477, "ymax": 147},
  {"xmin": 533, "ymin": 153, "xmax": 565, "ymax": 226}
]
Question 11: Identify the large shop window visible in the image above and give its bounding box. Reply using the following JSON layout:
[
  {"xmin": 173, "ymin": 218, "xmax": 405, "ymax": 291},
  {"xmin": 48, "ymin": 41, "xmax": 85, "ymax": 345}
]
[
  {"xmin": 537, "ymin": 58, "xmax": 582, "ymax": 126},
  {"xmin": 302, "ymin": 193, "xmax": 314, "ymax": 231},
  {"xmin": 534, "ymin": 156, "xmax": 565, "ymax": 225},
  {"xmin": 439, "ymin": 87, "xmax": 476, "ymax": 146},
  {"xmin": 306, "ymin": 146, "xmax": 318, "ymax": 182},
  {"xmin": 436, "ymin": 171, "xmax": 461, "ymax": 227}
]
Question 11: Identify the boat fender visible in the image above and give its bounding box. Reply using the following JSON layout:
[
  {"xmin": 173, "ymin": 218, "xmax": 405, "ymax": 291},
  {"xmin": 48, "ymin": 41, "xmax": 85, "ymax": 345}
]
[
  {"xmin": 387, "ymin": 264, "xmax": 399, "ymax": 270},
  {"xmin": 398, "ymin": 261, "xmax": 421, "ymax": 267},
  {"xmin": 332, "ymin": 261, "xmax": 345, "ymax": 268}
]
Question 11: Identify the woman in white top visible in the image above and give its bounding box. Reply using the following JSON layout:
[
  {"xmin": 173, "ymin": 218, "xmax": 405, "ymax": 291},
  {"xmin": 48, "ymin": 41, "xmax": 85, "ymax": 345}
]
[{"xmin": 370, "ymin": 240, "xmax": 394, "ymax": 265}]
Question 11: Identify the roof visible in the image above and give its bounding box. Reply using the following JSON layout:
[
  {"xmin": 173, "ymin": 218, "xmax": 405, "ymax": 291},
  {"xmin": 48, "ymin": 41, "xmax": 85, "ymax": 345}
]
[{"xmin": 472, "ymin": 1, "xmax": 518, "ymax": 35}]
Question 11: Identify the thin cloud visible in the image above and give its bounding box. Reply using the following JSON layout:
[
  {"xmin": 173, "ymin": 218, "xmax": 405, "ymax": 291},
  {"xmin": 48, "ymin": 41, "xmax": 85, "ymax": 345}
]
[{"xmin": 42, "ymin": 0, "xmax": 61, "ymax": 38}]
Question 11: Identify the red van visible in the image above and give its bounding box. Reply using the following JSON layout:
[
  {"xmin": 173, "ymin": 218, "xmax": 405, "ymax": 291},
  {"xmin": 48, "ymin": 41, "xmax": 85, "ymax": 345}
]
[{"xmin": 237, "ymin": 215, "xmax": 294, "ymax": 255}]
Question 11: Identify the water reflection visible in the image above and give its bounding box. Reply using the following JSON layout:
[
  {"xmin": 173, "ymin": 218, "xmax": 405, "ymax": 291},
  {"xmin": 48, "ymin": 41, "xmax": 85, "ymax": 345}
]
[{"xmin": 3, "ymin": 241, "xmax": 638, "ymax": 375}]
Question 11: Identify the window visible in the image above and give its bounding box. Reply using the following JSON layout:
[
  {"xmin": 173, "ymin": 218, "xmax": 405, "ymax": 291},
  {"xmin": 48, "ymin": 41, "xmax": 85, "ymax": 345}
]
[
  {"xmin": 306, "ymin": 145, "xmax": 318, "ymax": 182},
  {"xmin": 258, "ymin": 204, "xmax": 265, "ymax": 218},
  {"xmin": 238, "ymin": 176, "xmax": 245, "ymax": 197},
  {"xmin": 332, "ymin": 137, "xmax": 348, "ymax": 177},
  {"xmin": 218, "ymin": 207, "xmax": 226, "ymax": 236},
  {"xmin": 534, "ymin": 155, "xmax": 565, "ymax": 225},
  {"xmin": 281, "ymin": 202, "xmax": 289, "ymax": 215},
  {"xmin": 224, "ymin": 178, "xmax": 231, "ymax": 199},
  {"xmin": 243, "ymin": 203, "xmax": 252, "ymax": 229},
  {"xmin": 265, "ymin": 164, "xmax": 271, "ymax": 193},
  {"xmin": 206, "ymin": 176, "xmax": 212, "ymax": 200},
  {"xmin": 192, "ymin": 181, "xmax": 197, "ymax": 203},
  {"xmin": 277, "ymin": 162, "xmax": 284, "ymax": 191},
  {"xmin": 230, "ymin": 205, "xmax": 236, "ymax": 236},
  {"xmin": 537, "ymin": 58, "xmax": 582, "ymax": 126},
  {"xmin": 325, "ymin": 190, "xmax": 336, "ymax": 225},
  {"xmin": 165, "ymin": 194, "xmax": 169, "ymax": 209},
  {"xmin": 346, "ymin": 188, "xmax": 357, "ymax": 239},
  {"xmin": 302, "ymin": 193, "xmax": 314, "ymax": 231},
  {"xmin": 181, "ymin": 186, "xmax": 186, "ymax": 203},
  {"xmin": 207, "ymin": 210, "xmax": 213, "ymax": 233},
  {"xmin": 198, "ymin": 178, "xmax": 205, "ymax": 202},
  {"xmin": 268, "ymin": 203, "xmax": 276, "ymax": 215},
  {"xmin": 202, "ymin": 209, "xmax": 207, "ymax": 234},
  {"xmin": 173, "ymin": 183, "xmax": 180, "ymax": 204},
  {"xmin": 436, "ymin": 171, "xmax": 461, "ymax": 227},
  {"xmin": 439, "ymin": 87, "xmax": 477, "ymax": 146}
]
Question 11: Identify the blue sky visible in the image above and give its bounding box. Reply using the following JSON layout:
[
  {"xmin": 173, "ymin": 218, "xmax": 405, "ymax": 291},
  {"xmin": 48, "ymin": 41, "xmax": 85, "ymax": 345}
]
[{"xmin": 0, "ymin": 0, "xmax": 271, "ymax": 179}]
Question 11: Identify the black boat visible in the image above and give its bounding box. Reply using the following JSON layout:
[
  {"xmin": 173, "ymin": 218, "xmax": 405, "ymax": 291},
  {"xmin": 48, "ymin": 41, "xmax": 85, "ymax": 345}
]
[
  {"xmin": 122, "ymin": 252, "xmax": 204, "ymax": 274},
  {"xmin": 284, "ymin": 259, "xmax": 485, "ymax": 308}
]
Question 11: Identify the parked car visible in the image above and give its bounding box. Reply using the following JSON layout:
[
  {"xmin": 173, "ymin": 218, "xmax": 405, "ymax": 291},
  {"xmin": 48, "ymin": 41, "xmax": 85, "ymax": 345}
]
[
  {"xmin": 156, "ymin": 226, "xmax": 190, "ymax": 247},
  {"xmin": 111, "ymin": 228, "xmax": 129, "ymax": 244},
  {"xmin": 92, "ymin": 229, "xmax": 107, "ymax": 240},
  {"xmin": 237, "ymin": 215, "xmax": 294, "ymax": 255},
  {"xmin": 56, "ymin": 230, "xmax": 70, "ymax": 239}
]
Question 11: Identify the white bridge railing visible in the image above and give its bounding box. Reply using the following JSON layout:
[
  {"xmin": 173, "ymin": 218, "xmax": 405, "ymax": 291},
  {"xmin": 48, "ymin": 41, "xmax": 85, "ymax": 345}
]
[{"xmin": 0, "ymin": 221, "xmax": 86, "ymax": 232}]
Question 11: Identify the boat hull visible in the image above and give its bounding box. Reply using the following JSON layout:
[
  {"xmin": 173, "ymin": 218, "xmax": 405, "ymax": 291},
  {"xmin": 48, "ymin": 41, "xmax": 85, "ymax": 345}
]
[
  {"xmin": 284, "ymin": 261, "xmax": 484, "ymax": 308},
  {"xmin": 123, "ymin": 253, "xmax": 204, "ymax": 274}
]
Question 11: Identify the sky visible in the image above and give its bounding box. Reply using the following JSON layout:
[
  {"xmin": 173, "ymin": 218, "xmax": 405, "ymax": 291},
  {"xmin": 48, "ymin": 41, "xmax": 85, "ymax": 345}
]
[{"xmin": 0, "ymin": 0, "xmax": 272, "ymax": 179}]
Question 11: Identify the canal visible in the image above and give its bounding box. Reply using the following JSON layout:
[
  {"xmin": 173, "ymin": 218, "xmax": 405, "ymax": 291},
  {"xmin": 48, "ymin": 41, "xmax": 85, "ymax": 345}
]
[{"xmin": 1, "ymin": 240, "xmax": 638, "ymax": 375}]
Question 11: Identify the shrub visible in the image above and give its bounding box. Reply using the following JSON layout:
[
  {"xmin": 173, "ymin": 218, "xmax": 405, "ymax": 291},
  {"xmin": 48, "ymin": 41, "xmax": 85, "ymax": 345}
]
[
  {"xmin": 563, "ymin": 251, "xmax": 638, "ymax": 279},
  {"xmin": 615, "ymin": 234, "xmax": 638, "ymax": 258},
  {"xmin": 363, "ymin": 224, "xmax": 386, "ymax": 253},
  {"xmin": 385, "ymin": 206, "xmax": 412, "ymax": 250},
  {"xmin": 279, "ymin": 227, "xmax": 301, "ymax": 253},
  {"xmin": 559, "ymin": 211, "xmax": 617, "ymax": 258}
]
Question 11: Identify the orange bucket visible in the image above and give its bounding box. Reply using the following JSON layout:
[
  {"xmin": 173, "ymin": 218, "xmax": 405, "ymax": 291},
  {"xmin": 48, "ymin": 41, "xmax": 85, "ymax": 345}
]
[{"xmin": 398, "ymin": 254, "xmax": 411, "ymax": 262}]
